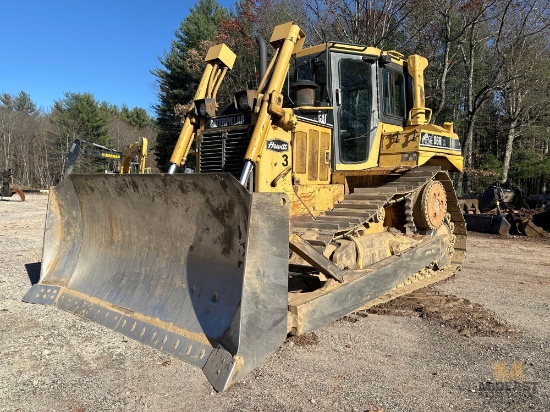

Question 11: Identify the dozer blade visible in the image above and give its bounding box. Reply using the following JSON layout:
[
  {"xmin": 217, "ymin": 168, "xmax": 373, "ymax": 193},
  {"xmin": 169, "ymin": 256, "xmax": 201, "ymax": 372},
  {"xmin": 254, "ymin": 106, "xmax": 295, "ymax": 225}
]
[{"xmin": 23, "ymin": 173, "xmax": 289, "ymax": 391}]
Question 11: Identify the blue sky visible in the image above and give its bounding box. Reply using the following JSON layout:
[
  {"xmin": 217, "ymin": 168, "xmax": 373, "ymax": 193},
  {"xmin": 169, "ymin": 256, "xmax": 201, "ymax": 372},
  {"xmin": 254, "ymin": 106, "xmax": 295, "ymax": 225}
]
[{"xmin": 0, "ymin": 0, "xmax": 233, "ymax": 114}]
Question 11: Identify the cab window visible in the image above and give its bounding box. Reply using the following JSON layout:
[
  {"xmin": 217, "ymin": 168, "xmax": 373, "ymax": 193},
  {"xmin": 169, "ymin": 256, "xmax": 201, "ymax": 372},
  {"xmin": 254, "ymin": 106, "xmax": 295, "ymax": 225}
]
[
  {"xmin": 338, "ymin": 59, "xmax": 372, "ymax": 163},
  {"xmin": 292, "ymin": 54, "xmax": 329, "ymax": 104},
  {"xmin": 382, "ymin": 69, "xmax": 405, "ymax": 118}
]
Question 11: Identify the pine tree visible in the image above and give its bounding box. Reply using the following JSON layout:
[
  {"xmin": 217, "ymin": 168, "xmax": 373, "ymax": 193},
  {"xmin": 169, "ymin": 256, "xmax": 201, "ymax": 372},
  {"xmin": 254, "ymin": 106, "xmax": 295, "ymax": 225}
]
[
  {"xmin": 0, "ymin": 91, "xmax": 38, "ymax": 115},
  {"xmin": 152, "ymin": 0, "xmax": 226, "ymax": 170},
  {"xmin": 51, "ymin": 93, "xmax": 110, "ymax": 146},
  {"xmin": 120, "ymin": 105, "xmax": 152, "ymax": 129}
]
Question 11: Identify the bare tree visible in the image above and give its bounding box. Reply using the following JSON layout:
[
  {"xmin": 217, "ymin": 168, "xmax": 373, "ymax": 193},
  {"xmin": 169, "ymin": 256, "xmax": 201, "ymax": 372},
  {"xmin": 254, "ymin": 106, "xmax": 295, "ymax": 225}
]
[
  {"xmin": 493, "ymin": 0, "xmax": 550, "ymax": 183},
  {"xmin": 409, "ymin": 0, "xmax": 498, "ymax": 123},
  {"xmin": 300, "ymin": 0, "xmax": 413, "ymax": 48},
  {"xmin": 458, "ymin": 0, "xmax": 502, "ymax": 172}
]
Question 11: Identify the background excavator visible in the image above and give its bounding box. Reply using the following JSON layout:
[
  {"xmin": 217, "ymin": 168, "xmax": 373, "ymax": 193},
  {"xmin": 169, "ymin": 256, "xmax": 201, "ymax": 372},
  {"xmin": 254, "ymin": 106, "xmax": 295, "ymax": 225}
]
[
  {"xmin": 120, "ymin": 137, "xmax": 149, "ymax": 174},
  {"xmin": 62, "ymin": 137, "xmax": 149, "ymax": 178},
  {"xmin": 25, "ymin": 22, "xmax": 465, "ymax": 391}
]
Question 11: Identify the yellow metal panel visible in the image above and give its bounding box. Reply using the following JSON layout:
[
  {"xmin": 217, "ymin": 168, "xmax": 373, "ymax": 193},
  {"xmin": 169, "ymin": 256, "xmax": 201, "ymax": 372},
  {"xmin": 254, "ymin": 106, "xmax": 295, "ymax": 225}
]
[
  {"xmin": 294, "ymin": 131, "xmax": 307, "ymax": 174},
  {"xmin": 290, "ymin": 184, "xmax": 345, "ymax": 218},
  {"xmin": 205, "ymin": 44, "xmax": 236, "ymax": 70},
  {"xmin": 288, "ymin": 191, "xmax": 311, "ymax": 217},
  {"xmin": 385, "ymin": 50, "xmax": 405, "ymax": 60},
  {"xmin": 447, "ymin": 155, "xmax": 463, "ymax": 172},
  {"xmin": 293, "ymin": 122, "xmax": 332, "ymax": 185},
  {"xmin": 270, "ymin": 21, "xmax": 293, "ymax": 42},
  {"xmin": 379, "ymin": 129, "xmax": 420, "ymax": 156},
  {"xmin": 319, "ymin": 132, "xmax": 330, "ymax": 181},
  {"xmin": 295, "ymin": 44, "xmax": 326, "ymax": 58},
  {"xmin": 308, "ymin": 130, "xmax": 319, "ymax": 181},
  {"xmin": 270, "ymin": 21, "xmax": 305, "ymax": 45},
  {"xmin": 378, "ymin": 123, "xmax": 463, "ymax": 172},
  {"xmin": 334, "ymin": 124, "xmax": 401, "ymax": 171},
  {"xmin": 418, "ymin": 153, "xmax": 464, "ymax": 172},
  {"xmin": 328, "ymin": 44, "xmax": 382, "ymax": 57},
  {"xmin": 295, "ymin": 43, "xmax": 381, "ymax": 59},
  {"xmin": 293, "ymin": 37, "xmax": 306, "ymax": 54},
  {"xmin": 379, "ymin": 153, "xmax": 417, "ymax": 168},
  {"xmin": 255, "ymin": 127, "xmax": 293, "ymax": 192}
]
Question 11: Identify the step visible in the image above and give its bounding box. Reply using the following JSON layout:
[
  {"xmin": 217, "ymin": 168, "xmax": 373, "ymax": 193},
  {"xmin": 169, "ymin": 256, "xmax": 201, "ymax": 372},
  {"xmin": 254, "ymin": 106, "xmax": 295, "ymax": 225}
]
[
  {"xmin": 316, "ymin": 216, "xmax": 361, "ymax": 225},
  {"xmin": 347, "ymin": 193, "xmax": 391, "ymax": 201},
  {"xmin": 408, "ymin": 166, "xmax": 441, "ymax": 172},
  {"xmin": 397, "ymin": 176, "xmax": 431, "ymax": 183},
  {"xmin": 354, "ymin": 186, "xmax": 405, "ymax": 194},
  {"xmin": 405, "ymin": 168, "xmax": 440, "ymax": 176},
  {"xmin": 334, "ymin": 202, "xmax": 381, "ymax": 210},
  {"xmin": 292, "ymin": 221, "xmax": 340, "ymax": 230},
  {"xmin": 325, "ymin": 209, "xmax": 373, "ymax": 218},
  {"xmin": 383, "ymin": 183, "xmax": 416, "ymax": 191}
]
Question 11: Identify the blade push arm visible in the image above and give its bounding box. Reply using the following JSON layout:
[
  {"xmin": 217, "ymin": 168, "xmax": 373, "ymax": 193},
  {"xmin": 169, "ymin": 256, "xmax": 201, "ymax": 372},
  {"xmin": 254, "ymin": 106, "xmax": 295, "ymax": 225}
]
[
  {"xmin": 167, "ymin": 44, "xmax": 236, "ymax": 174},
  {"xmin": 239, "ymin": 22, "xmax": 305, "ymax": 185}
]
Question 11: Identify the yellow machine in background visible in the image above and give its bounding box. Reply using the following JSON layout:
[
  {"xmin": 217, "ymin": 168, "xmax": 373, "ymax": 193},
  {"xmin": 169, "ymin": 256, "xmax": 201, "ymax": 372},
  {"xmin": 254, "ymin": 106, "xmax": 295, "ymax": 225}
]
[
  {"xmin": 26, "ymin": 22, "xmax": 465, "ymax": 391},
  {"xmin": 63, "ymin": 137, "xmax": 149, "ymax": 176},
  {"xmin": 121, "ymin": 137, "xmax": 149, "ymax": 174}
]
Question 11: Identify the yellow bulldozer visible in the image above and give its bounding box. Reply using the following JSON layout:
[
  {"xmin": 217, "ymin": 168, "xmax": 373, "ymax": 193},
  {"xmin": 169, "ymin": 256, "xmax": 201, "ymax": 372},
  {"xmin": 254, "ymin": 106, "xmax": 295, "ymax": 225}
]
[{"xmin": 24, "ymin": 22, "xmax": 466, "ymax": 391}]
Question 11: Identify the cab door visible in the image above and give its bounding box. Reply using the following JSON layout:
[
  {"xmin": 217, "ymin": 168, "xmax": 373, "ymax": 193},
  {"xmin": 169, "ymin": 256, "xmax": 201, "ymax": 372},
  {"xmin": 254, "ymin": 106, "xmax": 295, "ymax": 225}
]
[{"xmin": 330, "ymin": 52, "xmax": 379, "ymax": 170}]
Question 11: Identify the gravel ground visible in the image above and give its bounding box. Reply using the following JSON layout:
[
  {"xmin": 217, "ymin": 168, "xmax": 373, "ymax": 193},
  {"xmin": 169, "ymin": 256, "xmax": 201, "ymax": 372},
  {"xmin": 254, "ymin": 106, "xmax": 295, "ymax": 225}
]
[{"xmin": 1, "ymin": 194, "xmax": 548, "ymax": 411}]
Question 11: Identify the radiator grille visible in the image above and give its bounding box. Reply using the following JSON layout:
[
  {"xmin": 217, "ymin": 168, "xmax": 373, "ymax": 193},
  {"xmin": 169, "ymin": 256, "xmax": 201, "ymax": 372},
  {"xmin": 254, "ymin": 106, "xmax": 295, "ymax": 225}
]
[{"xmin": 198, "ymin": 127, "xmax": 250, "ymax": 179}]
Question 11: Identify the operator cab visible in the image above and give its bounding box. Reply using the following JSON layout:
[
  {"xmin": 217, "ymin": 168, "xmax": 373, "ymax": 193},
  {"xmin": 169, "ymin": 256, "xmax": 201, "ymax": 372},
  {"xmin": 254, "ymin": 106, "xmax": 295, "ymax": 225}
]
[{"xmin": 290, "ymin": 45, "xmax": 411, "ymax": 169}]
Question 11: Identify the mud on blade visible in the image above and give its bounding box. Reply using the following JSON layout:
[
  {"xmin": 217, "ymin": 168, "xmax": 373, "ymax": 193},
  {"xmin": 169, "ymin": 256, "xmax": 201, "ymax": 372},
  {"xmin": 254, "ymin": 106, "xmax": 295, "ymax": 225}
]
[{"xmin": 23, "ymin": 173, "xmax": 289, "ymax": 391}]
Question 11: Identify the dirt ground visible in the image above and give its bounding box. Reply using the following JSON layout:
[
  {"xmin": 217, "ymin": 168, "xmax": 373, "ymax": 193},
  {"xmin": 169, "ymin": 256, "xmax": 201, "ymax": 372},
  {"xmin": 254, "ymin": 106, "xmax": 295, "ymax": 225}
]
[{"xmin": 1, "ymin": 194, "xmax": 549, "ymax": 412}]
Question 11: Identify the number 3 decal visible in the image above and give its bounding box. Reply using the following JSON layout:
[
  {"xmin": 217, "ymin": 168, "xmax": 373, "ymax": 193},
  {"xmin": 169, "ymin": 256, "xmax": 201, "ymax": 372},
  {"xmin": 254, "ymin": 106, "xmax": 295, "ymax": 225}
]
[{"xmin": 282, "ymin": 154, "xmax": 289, "ymax": 167}]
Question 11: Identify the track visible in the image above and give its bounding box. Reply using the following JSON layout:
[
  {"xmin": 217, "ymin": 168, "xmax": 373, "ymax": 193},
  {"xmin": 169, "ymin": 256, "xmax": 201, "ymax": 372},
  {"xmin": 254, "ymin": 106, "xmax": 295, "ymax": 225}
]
[
  {"xmin": 288, "ymin": 166, "xmax": 467, "ymax": 325},
  {"xmin": 292, "ymin": 166, "xmax": 465, "ymax": 263}
]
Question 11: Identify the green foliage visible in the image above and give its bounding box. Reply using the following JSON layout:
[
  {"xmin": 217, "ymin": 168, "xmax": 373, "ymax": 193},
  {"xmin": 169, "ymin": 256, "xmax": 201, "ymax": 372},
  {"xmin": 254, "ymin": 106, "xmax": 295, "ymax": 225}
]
[
  {"xmin": 509, "ymin": 148, "xmax": 550, "ymax": 185},
  {"xmin": 94, "ymin": 102, "xmax": 153, "ymax": 129},
  {"xmin": 98, "ymin": 101, "xmax": 121, "ymax": 117},
  {"xmin": 480, "ymin": 154, "xmax": 502, "ymax": 171},
  {"xmin": 0, "ymin": 91, "xmax": 38, "ymax": 115},
  {"xmin": 541, "ymin": 156, "xmax": 550, "ymax": 180},
  {"xmin": 51, "ymin": 92, "xmax": 110, "ymax": 145},
  {"xmin": 152, "ymin": 0, "xmax": 227, "ymax": 170},
  {"xmin": 50, "ymin": 93, "xmax": 111, "ymax": 175},
  {"xmin": 181, "ymin": 0, "xmax": 226, "ymax": 50},
  {"xmin": 120, "ymin": 106, "xmax": 152, "ymax": 129},
  {"xmin": 509, "ymin": 149, "xmax": 536, "ymax": 180},
  {"xmin": 0, "ymin": 87, "xmax": 155, "ymax": 186}
]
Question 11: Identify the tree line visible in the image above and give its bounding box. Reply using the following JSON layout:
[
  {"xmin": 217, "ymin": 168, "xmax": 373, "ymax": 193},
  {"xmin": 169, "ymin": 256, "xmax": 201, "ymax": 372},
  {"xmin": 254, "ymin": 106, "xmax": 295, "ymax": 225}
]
[
  {"xmin": 155, "ymin": 0, "xmax": 550, "ymax": 195},
  {"xmin": 3, "ymin": 0, "xmax": 549, "ymax": 196},
  {"xmin": 0, "ymin": 91, "xmax": 157, "ymax": 188}
]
